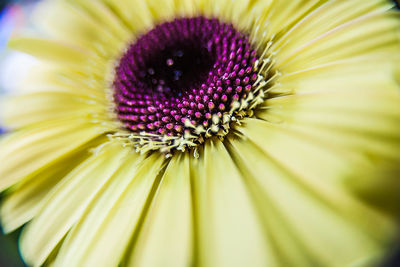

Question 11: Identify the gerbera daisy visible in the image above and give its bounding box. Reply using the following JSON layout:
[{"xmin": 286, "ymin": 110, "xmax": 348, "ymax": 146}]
[{"xmin": 1, "ymin": 0, "xmax": 400, "ymax": 266}]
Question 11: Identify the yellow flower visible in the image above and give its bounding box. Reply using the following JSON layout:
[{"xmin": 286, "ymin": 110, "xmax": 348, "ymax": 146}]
[{"xmin": 1, "ymin": 0, "xmax": 400, "ymax": 266}]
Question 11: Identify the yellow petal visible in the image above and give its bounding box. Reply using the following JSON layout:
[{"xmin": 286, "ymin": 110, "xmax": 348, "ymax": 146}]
[
  {"xmin": 65, "ymin": 0, "xmax": 132, "ymax": 43},
  {"xmin": 32, "ymin": 0, "xmax": 123, "ymax": 57},
  {"xmin": 52, "ymin": 153, "xmax": 166, "ymax": 267},
  {"xmin": 126, "ymin": 153, "xmax": 193, "ymax": 267},
  {"xmin": 262, "ymin": 91, "xmax": 400, "ymax": 161},
  {"xmin": 192, "ymin": 140, "xmax": 278, "ymax": 267},
  {"xmin": 226, "ymin": 132, "xmax": 396, "ymax": 266},
  {"xmin": 0, "ymin": 91, "xmax": 108, "ymax": 129},
  {"xmin": 264, "ymin": 0, "xmax": 325, "ymax": 37},
  {"xmin": 14, "ymin": 64, "xmax": 108, "ymax": 98},
  {"xmin": 19, "ymin": 142, "xmax": 130, "ymax": 267},
  {"xmin": 273, "ymin": 0, "xmax": 393, "ymax": 56},
  {"xmin": 104, "ymin": 0, "xmax": 154, "ymax": 33},
  {"xmin": 0, "ymin": 137, "xmax": 105, "ymax": 233},
  {"xmin": 145, "ymin": 0, "xmax": 177, "ymax": 23},
  {"xmin": 8, "ymin": 38, "xmax": 89, "ymax": 65},
  {"xmin": 0, "ymin": 119, "xmax": 106, "ymax": 192},
  {"xmin": 276, "ymin": 12, "xmax": 400, "ymax": 72},
  {"xmin": 273, "ymin": 55, "xmax": 399, "ymax": 94}
]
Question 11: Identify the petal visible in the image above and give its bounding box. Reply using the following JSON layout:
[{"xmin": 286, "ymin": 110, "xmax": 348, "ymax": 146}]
[
  {"xmin": 63, "ymin": 0, "xmax": 132, "ymax": 43},
  {"xmin": 261, "ymin": 91, "xmax": 400, "ymax": 161},
  {"xmin": 125, "ymin": 153, "xmax": 193, "ymax": 267},
  {"xmin": 31, "ymin": 0, "xmax": 124, "ymax": 57},
  {"xmin": 14, "ymin": 64, "xmax": 108, "ymax": 97},
  {"xmin": 262, "ymin": 0, "xmax": 326, "ymax": 36},
  {"xmin": 19, "ymin": 142, "xmax": 130, "ymax": 267},
  {"xmin": 0, "ymin": 136, "xmax": 105, "ymax": 233},
  {"xmin": 250, "ymin": 0, "xmax": 325, "ymax": 45},
  {"xmin": 272, "ymin": 55, "xmax": 399, "ymax": 94},
  {"xmin": 8, "ymin": 38, "xmax": 89, "ymax": 65},
  {"xmin": 143, "ymin": 0, "xmax": 177, "ymax": 23},
  {"xmin": 104, "ymin": 0, "xmax": 154, "ymax": 33},
  {"xmin": 0, "ymin": 91, "xmax": 108, "ymax": 129},
  {"xmin": 192, "ymin": 141, "xmax": 278, "ymax": 267},
  {"xmin": 52, "ymin": 153, "xmax": 166, "ymax": 267},
  {"xmin": 272, "ymin": 0, "xmax": 393, "ymax": 56},
  {"xmin": 225, "ymin": 134, "xmax": 395, "ymax": 266},
  {"xmin": 276, "ymin": 11, "xmax": 400, "ymax": 71},
  {"xmin": 196, "ymin": 0, "xmax": 258, "ymax": 24},
  {"xmin": 0, "ymin": 119, "xmax": 106, "ymax": 192}
]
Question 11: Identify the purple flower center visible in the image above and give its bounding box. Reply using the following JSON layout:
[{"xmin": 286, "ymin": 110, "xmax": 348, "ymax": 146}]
[{"xmin": 113, "ymin": 16, "xmax": 259, "ymax": 139}]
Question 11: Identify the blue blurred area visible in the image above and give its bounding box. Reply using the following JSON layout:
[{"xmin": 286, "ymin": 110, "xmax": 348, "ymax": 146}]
[
  {"xmin": 1, "ymin": 2, "xmax": 29, "ymax": 267},
  {"xmin": 0, "ymin": 4, "xmax": 12, "ymax": 50}
]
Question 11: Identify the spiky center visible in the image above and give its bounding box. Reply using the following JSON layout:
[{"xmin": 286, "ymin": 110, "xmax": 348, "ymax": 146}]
[{"xmin": 113, "ymin": 17, "xmax": 267, "ymax": 154}]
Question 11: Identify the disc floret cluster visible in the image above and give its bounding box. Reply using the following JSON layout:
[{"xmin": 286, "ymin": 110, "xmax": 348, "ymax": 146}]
[{"xmin": 112, "ymin": 17, "xmax": 272, "ymax": 155}]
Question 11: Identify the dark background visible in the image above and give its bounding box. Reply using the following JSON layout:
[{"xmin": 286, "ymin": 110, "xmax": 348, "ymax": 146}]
[{"xmin": 0, "ymin": 0, "xmax": 399, "ymax": 266}]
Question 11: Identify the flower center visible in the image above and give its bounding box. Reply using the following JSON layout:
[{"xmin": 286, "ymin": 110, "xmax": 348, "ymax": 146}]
[{"xmin": 113, "ymin": 17, "xmax": 266, "ymax": 154}]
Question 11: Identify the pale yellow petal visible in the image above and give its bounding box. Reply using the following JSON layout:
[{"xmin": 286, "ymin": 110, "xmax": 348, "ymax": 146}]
[
  {"xmin": 174, "ymin": 0, "xmax": 197, "ymax": 17},
  {"xmin": 126, "ymin": 153, "xmax": 192, "ymax": 267},
  {"xmin": 52, "ymin": 153, "xmax": 165, "ymax": 267},
  {"xmin": 223, "ymin": 141, "xmax": 312, "ymax": 267},
  {"xmin": 264, "ymin": 0, "xmax": 326, "ymax": 37},
  {"xmin": 250, "ymin": 0, "xmax": 324, "ymax": 46},
  {"xmin": 19, "ymin": 142, "xmax": 130, "ymax": 267},
  {"xmin": 66, "ymin": 0, "xmax": 132, "ymax": 43},
  {"xmin": 145, "ymin": 0, "xmax": 177, "ymax": 23},
  {"xmin": 197, "ymin": 0, "xmax": 259, "ymax": 26},
  {"xmin": 226, "ymin": 132, "xmax": 396, "ymax": 266},
  {"xmin": 0, "ymin": 119, "xmax": 106, "ymax": 192},
  {"xmin": 262, "ymin": 91, "xmax": 400, "ymax": 161},
  {"xmin": 15, "ymin": 64, "xmax": 108, "ymax": 98},
  {"xmin": 272, "ymin": 0, "xmax": 393, "ymax": 55},
  {"xmin": 0, "ymin": 137, "xmax": 105, "ymax": 233},
  {"xmin": 104, "ymin": 0, "xmax": 154, "ymax": 33},
  {"xmin": 0, "ymin": 91, "xmax": 108, "ymax": 129},
  {"xmin": 192, "ymin": 140, "xmax": 278, "ymax": 267},
  {"xmin": 276, "ymin": 12, "xmax": 400, "ymax": 72},
  {"xmin": 32, "ymin": 0, "xmax": 123, "ymax": 58},
  {"xmin": 272, "ymin": 55, "xmax": 399, "ymax": 94},
  {"xmin": 8, "ymin": 38, "xmax": 90, "ymax": 65}
]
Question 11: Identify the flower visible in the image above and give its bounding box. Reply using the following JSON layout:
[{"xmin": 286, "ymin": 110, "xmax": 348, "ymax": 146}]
[{"xmin": 1, "ymin": 0, "xmax": 400, "ymax": 266}]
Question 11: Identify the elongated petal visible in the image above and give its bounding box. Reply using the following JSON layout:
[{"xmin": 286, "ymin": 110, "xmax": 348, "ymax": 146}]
[
  {"xmin": 226, "ymin": 135, "xmax": 395, "ymax": 266},
  {"xmin": 272, "ymin": 55, "xmax": 399, "ymax": 94},
  {"xmin": 0, "ymin": 136, "xmax": 105, "ymax": 233},
  {"xmin": 19, "ymin": 142, "xmax": 130, "ymax": 267},
  {"xmin": 0, "ymin": 119, "xmax": 106, "ymax": 192},
  {"xmin": 261, "ymin": 91, "xmax": 400, "ymax": 161},
  {"xmin": 8, "ymin": 38, "xmax": 89, "ymax": 65},
  {"xmin": 272, "ymin": 0, "xmax": 394, "ymax": 56},
  {"xmin": 52, "ymin": 153, "xmax": 166, "ymax": 267},
  {"xmin": 0, "ymin": 91, "xmax": 108, "ymax": 129},
  {"xmin": 125, "ymin": 153, "xmax": 193, "ymax": 267},
  {"xmin": 192, "ymin": 141, "xmax": 278, "ymax": 267},
  {"xmin": 31, "ymin": 0, "xmax": 124, "ymax": 58},
  {"xmin": 276, "ymin": 12, "xmax": 400, "ymax": 71}
]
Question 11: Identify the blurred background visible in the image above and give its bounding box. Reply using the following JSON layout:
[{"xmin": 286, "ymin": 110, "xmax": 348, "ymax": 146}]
[
  {"xmin": 1, "ymin": 2, "xmax": 37, "ymax": 266},
  {"xmin": 0, "ymin": 0, "xmax": 399, "ymax": 266}
]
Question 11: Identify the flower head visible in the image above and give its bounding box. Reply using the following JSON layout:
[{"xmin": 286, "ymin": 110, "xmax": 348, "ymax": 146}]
[
  {"xmin": 1, "ymin": 0, "xmax": 400, "ymax": 267},
  {"xmin": 112, "ymin": 16, "xmax": 266, "ymax": 154}
]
